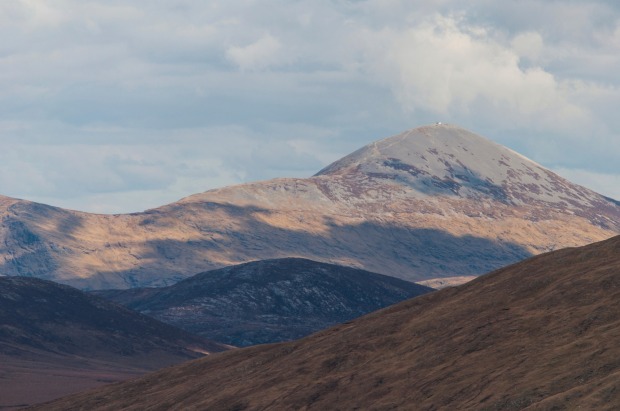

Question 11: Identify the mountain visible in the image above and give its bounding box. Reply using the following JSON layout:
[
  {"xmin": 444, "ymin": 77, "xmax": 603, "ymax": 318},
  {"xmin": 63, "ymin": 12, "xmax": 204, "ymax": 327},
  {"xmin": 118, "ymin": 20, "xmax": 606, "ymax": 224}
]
[
  {"xmin": 93, "ymin": 258, "xmax": 433, "ymax": 346},
  {"xmin": 35, "ymin": 235, "xmax": 620, "ymax": 410},
  {"xmin": 2, "ymin": 124, "xmax": 619, "ymax": 289},
  {"xmin": 0, "ymin": 276, "xmax": 227, "ymax": 409}
]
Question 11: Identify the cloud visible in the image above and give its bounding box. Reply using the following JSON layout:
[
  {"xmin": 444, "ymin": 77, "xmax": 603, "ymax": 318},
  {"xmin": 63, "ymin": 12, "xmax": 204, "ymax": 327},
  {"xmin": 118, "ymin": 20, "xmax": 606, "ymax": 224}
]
[
  {"xmin": 1, "ymin": 1, "xmax": 620, "ymax": 212},
  {"xmin": 0, "ymin": 121, "xmax": 336, "ymax": 212},
  {"xmin": 357, "ymin": 15, "xmax": 592, "ymax": 133},
  {"xmin": 511, "ymin": 31, "xmax": 544, "ymax": 62},
  {"xmin": 226, "ymin": 34, "xmax": 283, "ymax": 71}
]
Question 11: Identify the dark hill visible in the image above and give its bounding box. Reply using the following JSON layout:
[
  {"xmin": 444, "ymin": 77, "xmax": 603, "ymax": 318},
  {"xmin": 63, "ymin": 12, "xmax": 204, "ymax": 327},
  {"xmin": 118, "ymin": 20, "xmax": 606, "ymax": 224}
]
[
  {"xmin": 0, "ymin": 276, "xmax": 227, "ymax": 409},
  {"xmin": 94, "ymin": 258, "xmax": 433, "ymax": 346},
  {"xmin": 37, "ymin": 236, "xmax": 620, "ymax": 410}
]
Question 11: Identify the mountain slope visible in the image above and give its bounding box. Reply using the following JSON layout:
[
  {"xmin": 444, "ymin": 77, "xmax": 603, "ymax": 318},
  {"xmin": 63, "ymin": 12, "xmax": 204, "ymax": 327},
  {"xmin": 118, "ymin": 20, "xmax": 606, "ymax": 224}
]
[
  {"xmin": 94, "ymin": 258, "xmax": 433, "ymax": 346},
  {"xmin": 36, "ymin": 235, "xmax": 620, "ymax": 410},
  {"xmin": 2, "ymin": 124, "xmax": 619, "ymax": 289},
  {"xmin": 0, "ymin": 276, "xmax": 227, "ymax": 409},
  {"xmin": 317, "ymin": 125, "xmax": 619, "ymax": 219}
]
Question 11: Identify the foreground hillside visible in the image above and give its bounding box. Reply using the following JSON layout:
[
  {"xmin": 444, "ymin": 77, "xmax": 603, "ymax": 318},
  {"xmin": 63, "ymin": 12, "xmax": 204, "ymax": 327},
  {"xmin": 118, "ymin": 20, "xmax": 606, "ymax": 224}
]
[
  {"xmin": 2, "ymin": 124, "xmax": 619, "ymax": 289},
  {"xmin": 37, "ymin": 236, "xmax": 620, "ymax": 410},
  {"xmin": 0, "ymin": 277, "xmax": 226, "ymax": 409},
  {"xmin": 94, "ymin": 258, "xmax": 433, "ymax": 346}
]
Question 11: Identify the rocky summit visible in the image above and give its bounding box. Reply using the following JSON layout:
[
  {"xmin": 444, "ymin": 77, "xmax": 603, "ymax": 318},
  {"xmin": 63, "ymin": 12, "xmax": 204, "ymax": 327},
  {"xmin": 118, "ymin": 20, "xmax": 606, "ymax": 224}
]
[
  {"xmin": 94, "ymin": 258, "xmax": 433, "ymax": 346},
  {"xmin": 318, "ymin": 125, "xmax": 617, "ymax": 213},
  {"xmin": 1, "ymin": 124, "xmax": 619, "ymax": 289}
]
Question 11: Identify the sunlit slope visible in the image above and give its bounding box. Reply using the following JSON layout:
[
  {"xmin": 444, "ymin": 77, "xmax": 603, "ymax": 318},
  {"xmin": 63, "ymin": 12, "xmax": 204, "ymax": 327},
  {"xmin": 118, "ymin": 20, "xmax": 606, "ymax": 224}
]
[{"xmin": 1, "ymin": 124, "xmax": 619, "ymax": 289}]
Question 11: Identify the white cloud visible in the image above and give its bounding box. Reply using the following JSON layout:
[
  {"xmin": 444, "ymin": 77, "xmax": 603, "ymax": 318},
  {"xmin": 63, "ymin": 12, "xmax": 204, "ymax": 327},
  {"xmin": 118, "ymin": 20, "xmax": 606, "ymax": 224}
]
[
  {"xmin": 1, "ymin": 1, "xmax": 68, "ymax": 28},
  {"xmin": 226, "ymin": 34, "xmax": 283, "ymax": 71},
  {"xmin": 511, "ymin": 31, "xmax": 544, "ymax": 62},
  {"xmin": 357, "ymin": 15, "xmax": 592, "ymax": 133}
]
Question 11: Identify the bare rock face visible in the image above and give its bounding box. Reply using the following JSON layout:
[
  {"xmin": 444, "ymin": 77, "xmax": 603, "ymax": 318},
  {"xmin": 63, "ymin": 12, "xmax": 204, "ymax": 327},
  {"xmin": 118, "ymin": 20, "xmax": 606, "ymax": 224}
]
[
  {"xmin": 94, "ymin": 258, "xmax": 433, "ymax": 346},
  {"xmin": 1, "ymin": 124, "xmax": 619, "ymax": 289}
]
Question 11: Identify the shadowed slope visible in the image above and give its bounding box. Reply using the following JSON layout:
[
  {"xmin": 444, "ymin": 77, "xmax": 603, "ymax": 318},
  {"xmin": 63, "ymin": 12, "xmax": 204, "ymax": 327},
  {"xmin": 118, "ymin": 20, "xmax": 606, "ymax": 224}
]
[
  {"xmin": 0, "ymin": 277, "xmax": 227, "ymax": 409},
  {"xmin": 36, "ymin": 235, "xmax": 620, "ymax": 410},
  {"xmin": 94, "ymin": 258, "xmax": 433, "ymax": 346}
]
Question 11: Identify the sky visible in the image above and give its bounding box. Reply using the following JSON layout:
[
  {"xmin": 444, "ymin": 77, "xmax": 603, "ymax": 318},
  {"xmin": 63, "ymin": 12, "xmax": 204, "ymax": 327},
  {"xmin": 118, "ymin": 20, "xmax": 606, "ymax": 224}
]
[{"xmin": 2, "ymin": 0, "xmax": 620, "ymax": 213}]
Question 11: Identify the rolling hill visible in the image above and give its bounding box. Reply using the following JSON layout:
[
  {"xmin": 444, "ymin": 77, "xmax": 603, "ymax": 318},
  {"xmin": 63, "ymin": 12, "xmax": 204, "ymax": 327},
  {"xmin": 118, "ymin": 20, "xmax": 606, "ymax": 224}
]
[
  {"xmin": 34, "ymin": 235, "xmax": 620, "ymax": 410},
  {"xmin": 0, "ymin": 276, "xmax": 227, "ymax": 409},
  {"xmin": 93, "ymin": 258, "xmax": 433, "ymax": 346}
]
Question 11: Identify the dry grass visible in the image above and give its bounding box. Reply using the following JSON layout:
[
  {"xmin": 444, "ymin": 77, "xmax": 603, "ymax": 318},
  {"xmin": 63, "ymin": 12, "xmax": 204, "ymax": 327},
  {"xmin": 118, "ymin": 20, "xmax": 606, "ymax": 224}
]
[
  {"xmin": 33, "ymin": 235, "xmax": 620, "ymax": 410},
  {"xmin": 0, "ymin": 277, "xmax": 228, "ymax": 409}
]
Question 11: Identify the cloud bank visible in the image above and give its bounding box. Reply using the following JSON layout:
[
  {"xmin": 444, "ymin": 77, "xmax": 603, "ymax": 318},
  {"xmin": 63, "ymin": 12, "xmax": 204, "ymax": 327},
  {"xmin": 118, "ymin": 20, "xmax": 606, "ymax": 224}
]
[{"xmin": 1, "ymin": 0, "xmax": 620, "ymax": 212}]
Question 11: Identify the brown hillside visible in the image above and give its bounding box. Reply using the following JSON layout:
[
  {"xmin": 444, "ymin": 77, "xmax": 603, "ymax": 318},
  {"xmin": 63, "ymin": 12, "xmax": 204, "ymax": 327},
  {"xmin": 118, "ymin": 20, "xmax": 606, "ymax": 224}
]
[
  {"xmin": 0, "ymin": 277, "xmax": 227, "ymax": 410},
  {"xmin": 33, "ymin": 235, "xmax": 620, "ymax": 410}
]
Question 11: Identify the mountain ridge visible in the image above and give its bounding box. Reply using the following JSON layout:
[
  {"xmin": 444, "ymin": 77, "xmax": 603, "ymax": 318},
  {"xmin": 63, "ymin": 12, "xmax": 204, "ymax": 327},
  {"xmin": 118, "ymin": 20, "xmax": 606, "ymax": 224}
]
[{"xmin": 1, "ymin": 124, "xmax": 619, "ymax": 289}]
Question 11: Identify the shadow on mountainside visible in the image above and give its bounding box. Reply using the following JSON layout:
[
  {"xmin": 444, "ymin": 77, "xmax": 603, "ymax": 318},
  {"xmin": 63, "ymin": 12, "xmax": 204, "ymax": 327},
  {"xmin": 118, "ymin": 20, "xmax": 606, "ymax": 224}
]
[
  {"xmin": 60, "ymin": 202, "xmax": 534, "ymax": 289},
  {"xmin": 7, "ymin": 201, "xmax": 86, "ymax": 237},
  {"xmin": 0, "ymin": 201, "xmax": 87, "ymax": 280}
]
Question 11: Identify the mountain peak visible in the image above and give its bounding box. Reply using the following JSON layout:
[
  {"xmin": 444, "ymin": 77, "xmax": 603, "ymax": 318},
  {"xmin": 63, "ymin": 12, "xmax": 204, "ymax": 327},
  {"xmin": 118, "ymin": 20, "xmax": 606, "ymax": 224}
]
[
  {"xmin": 316, "ymin": 124, "xmax": 500, "ymax": 176},
  {"xmin": 315, "ymin": 124, "xmax": 604, "ymax": 208}
]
